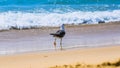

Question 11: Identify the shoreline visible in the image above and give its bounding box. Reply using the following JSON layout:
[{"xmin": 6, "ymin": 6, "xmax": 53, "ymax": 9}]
[
  {"xmin": 1, "ymin": 44, "xmax": 119, "ymax": 56},
  {"xmin": 0, "ymin": 21, "xmax": 120, "ymax": 31}
]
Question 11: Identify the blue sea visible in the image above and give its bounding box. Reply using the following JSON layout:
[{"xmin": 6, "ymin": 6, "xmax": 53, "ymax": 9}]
[{"xmin": 0, "ymin": 0, "xmax": 120, "ymax": 30}]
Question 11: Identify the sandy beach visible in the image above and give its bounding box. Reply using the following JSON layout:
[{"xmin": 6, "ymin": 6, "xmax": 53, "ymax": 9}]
[
  {"xmin": 0, "ymin": 46, "xmax": 120, "ymax": 68},
  {"xmin": 1, "ymin": 0, "xmax": 120, "ymax": 67},
  {"xmin": 0, "ymin": 22, "xmax": 120, "ymax": 68}
]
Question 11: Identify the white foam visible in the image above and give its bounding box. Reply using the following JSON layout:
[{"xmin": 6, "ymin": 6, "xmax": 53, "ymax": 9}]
[{"xmin": 0, "ymin": 10, "xmax": 120, "ymax": 30}]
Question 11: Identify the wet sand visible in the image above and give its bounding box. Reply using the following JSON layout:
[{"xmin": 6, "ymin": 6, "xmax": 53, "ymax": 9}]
[
  {"xmin": 0, "ymin": 22, "xmax": 120, "ymax": 68},
  {"xmin": 0, "ymin": 22, "xmax": 120, "ymax": 54}
]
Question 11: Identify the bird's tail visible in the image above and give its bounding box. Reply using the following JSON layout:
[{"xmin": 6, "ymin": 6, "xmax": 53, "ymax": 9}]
[{"xmin": 50, "ymin": 33, "xmax": 56, "ymax": 35}]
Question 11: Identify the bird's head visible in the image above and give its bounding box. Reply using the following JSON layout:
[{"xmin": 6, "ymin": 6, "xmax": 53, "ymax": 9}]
[{"xmin": 60, "ymin": 24, "xmax": 65, "ymax": 31}]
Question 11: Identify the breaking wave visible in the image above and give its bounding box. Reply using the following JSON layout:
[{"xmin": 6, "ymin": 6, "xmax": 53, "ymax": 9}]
[{"xmin": 0, "ymin": 10, "xmax": 120, "ymax": 30}]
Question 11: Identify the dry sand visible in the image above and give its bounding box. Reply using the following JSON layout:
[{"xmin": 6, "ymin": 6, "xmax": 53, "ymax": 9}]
[
  {"xmin": 0, "ymin": 46, "xmax": 120, "ymax": 68},
  {"xmin": 0, "ymin": 22, "xmax": 120, "ymax": 68}
]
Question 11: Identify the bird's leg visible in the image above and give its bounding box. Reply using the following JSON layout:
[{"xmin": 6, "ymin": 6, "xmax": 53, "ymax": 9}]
[
  {"xmin": 54, "ymin": 38, "xmax": 56, "ymax": 49},
  {"xmin": 60, "ymin": 38, "xmax": 63, "ymax": 50}
]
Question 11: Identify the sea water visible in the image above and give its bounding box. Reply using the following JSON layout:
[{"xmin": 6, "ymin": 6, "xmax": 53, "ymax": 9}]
[{"xmin": 0, "ymin": 0, "xmax": 120, "ymax": 30}]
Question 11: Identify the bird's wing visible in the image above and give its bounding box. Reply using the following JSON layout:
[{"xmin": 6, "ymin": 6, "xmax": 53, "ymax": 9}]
[
  {"xmin": 50, "ymin": 30, "xmax": 60, "ymax": 35},
  {"xmin": 50, "ymin": 30, "xmax": 65, "ymax": 37},
  {"xmin": 56, "ymin": 30, "xmax": 63, "ymax": 34},
  {"xmin": 56, "ymin": 30, "xmax": 65, "ymax": 36}
]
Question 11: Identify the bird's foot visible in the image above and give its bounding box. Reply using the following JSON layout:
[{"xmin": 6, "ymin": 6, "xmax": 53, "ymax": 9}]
[
  {"xmin": 54, "ymin": 42, "xmax": 57, "ymax": 50},
  {"xmin": 54, "ymin": 42, "xmax": 56, "ymax": 45}
]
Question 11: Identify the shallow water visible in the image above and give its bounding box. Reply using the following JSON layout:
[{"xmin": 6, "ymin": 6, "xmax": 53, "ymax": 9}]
[{"xmin": 0, "ymin": 24, "xmax": 120, "ymax": 55}]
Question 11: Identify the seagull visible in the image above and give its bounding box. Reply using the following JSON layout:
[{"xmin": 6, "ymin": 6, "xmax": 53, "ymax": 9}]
[{"xmin": 50, "ymin": 24, "xmax": 66, "ymax": 50}]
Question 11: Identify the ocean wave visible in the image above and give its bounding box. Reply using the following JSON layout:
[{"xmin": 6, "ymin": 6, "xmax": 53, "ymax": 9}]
[{"xmin": 0, "ymin": 10, "xmax": 120, "ymax": 30}]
